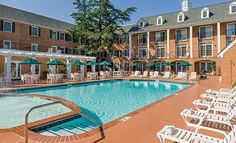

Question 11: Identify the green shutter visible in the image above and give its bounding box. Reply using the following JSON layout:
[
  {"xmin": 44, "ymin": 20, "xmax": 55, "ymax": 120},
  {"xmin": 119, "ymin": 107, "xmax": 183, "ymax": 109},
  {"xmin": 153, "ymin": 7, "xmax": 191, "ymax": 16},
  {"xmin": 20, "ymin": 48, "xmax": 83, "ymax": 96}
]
[{"xmin": 12, "ymin": 23, "xmax": 15, "ymax": 32}]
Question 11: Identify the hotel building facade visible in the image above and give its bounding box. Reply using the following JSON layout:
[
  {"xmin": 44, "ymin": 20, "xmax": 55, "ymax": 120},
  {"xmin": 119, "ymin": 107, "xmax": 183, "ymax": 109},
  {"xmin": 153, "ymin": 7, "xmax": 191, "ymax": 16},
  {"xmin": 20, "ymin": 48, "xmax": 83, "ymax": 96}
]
[{"xmin": 1, "ymin": 1, "xmax": 236, "ymax": 86}]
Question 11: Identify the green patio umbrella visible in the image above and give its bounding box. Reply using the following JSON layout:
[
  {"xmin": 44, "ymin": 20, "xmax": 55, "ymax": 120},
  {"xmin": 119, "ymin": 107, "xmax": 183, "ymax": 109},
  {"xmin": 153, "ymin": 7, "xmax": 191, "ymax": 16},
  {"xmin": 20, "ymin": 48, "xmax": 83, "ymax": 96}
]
[
  {"xmin": 162, "ymin": 62, "xmax": 174, "ymax": 67},
  {"xmin": 147, "ymin": 62, "xmax": 158, "ymax": 67},
  {"xmin": 87, "ymin": 61, "xmax": 98, "ymax": 66},
  {"xmin": 99, "ymin": 61, "xmax": 112, "ymax": 66},
  {"xmin": 178, "ymin": 61, "xmax": 192, "ymax": 66},
  {"xmin": 19, "ymin": 58, "xmax": 42, "ymax": 65},
  {"xmin": 70, "ymin": 60, "xmax": 85, "ymax": 66},
  {"xmin": 47, "ymin": 60, "xmax": 65, "ymax": 65},
  {"xmin": 132, "ymin": 62, "xmax": 142, "ymax": 66}
]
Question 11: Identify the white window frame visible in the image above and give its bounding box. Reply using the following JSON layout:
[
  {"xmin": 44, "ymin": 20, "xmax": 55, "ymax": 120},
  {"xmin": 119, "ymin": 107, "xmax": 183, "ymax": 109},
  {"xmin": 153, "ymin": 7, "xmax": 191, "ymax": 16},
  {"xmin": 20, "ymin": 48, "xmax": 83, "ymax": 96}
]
[
  {"xmin": 156, "ymin": 16, "xmax": 163, "ymax": 25},
  {"xmin": 199, "ymin": 25, "xmax": 213, "ymax": 39},
  {"xmin": 31, "ymin": 43, "xmax": 39, "ymax": 52},
  {"xmin": 201, "ymin": 7, "xmax": 210, "ymax": 19},
  {"xmin": 138, "ymin": 48, "xmax": 147, "ymax": 59},
  {"xmin": 199, "ymin": 42, "xmax": 213, "ymax": 57},
  {"xmin": 199, "ymin": 61, "xmax": 214, "ymax": 74},
  {"xmin": 138, "ymin": 34, "xmax": 147, "ymax": 45},
  {"xmin": 51, "ymin": 46, "xmax": 58, "ymax": 53},
  {"xmin": 229, "ymin": 2, "xmax": 236, "ymax": 14},
  {"xmin": 175, "ymin": 29, "xmax": 188, "ymax": 41},
  {"xmin": 31, "ymin": 26, "xmax": 39, "ymax": 37},
  {"xmin": 51, "ymin": 31, "xmax": 58, "ymax": 40},
  {"xmin": 59, "ymin": 33, "xmax": 65, "ymax": 41},
  {"xmin": 155, "ymin": 31, "xmax": 165, "ymax": 43},
  {"xmin": 3, "ymin": 20, "xmax": 12, "ymax": 32},
  {"xmin": 176, "ymin": 44, "xmax": 188, "ymax": 58},
  {"xmin": 139, "ymin": 21, "xmax": 145, "ymax": 28},
  {"xmin": 155, "ymin": 46, "xmax": 166, "ymax": 58},
  {"xmin": 227, "ymin": 23, "xmax": 236, "ymax": 37},
  {"xmin": 3, "ymin": 40, "xmax": 12, "ymax": 49},
  {"xmin": 177, "ymin": 12, "xmax": 185, "ymax": 22}
]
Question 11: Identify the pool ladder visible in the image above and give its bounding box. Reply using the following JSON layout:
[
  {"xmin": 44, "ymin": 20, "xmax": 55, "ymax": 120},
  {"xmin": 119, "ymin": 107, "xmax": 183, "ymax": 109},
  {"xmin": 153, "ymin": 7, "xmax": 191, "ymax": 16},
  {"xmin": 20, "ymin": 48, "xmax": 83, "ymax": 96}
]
[{"xmin": 24, "ymin": 101, "xmax": 102, "ymax": 143}]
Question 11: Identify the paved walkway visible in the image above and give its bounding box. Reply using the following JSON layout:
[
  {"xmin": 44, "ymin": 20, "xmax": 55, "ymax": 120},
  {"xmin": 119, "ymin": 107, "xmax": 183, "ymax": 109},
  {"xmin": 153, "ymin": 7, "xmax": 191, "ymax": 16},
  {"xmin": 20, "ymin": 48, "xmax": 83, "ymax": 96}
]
[{"xmin": 0, "ymin": 78, "xmax": 225, "ymax": 143}]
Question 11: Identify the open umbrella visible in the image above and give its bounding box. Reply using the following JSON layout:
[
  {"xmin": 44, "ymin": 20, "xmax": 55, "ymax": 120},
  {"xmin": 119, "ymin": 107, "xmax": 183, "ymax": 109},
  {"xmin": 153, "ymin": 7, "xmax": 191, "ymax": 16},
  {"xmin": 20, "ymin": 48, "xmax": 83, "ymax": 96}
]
[
  {"xmin": 87, "ymin": 61, "xmax": 98, "ymax": 66},
  {"xmin": 70, "ymin": 61, "xmax": 85, "ymax": 66},
  {"xmin": 99, "ymin": 61, "xmax": 112, "ymax": 66},
  {"xmin": 19, "ymin": 58, "xmax": 42, "ymax": 65},
  {"xmin": 147, "ymin": 62, "xmax": 158, "ymax": 67},
  {"xmin": 132, "ymin": 62, "xmax": 142, "ymax": 66},
  {"xmin": 162, "ymin": 62, "xmax": 174, "ymax": 67},
  {"xmin": 47, "ymin": 60, "xmax": 65, "ymax": 65},
  {"xmin": 178, "ymin": 61, "xmax": 192, "ymax": 66}
]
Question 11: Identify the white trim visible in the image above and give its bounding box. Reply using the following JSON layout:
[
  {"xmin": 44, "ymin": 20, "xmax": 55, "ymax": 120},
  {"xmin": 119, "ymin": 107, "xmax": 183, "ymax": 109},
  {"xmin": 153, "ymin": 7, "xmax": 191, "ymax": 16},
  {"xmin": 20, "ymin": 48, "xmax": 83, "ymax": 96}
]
[
  {"xmin": 3, "ymin": 20, "xmax": 12, "ymax": 32},
  {"xmin": 201, "ymin": 7, "xmax": 210, "ymax": 19},
  {"xmin": 155, "ymin": 46, "xmax": 166, "ymax": 58},
  {"xmin": 217, "ymin": 22, "xmax": 221, "ymax": 54},
  {"xmin": 0, "ymin": 49, "xmax": 96, "ymax": 60},
  {"xmin": 226, "ymin": 22, "xmax": 236, "ymax": 37},
  {"xmin": 198, "ymin": 25, "xmax": 213, "ymax": 39},
  {"xmin": 199, "ymin": 42, "xmax": 213, "ymax": 58},
  {"xmin": 129, "ymin": 33, "xmax": 132, "ymax": 59},
  {"xmin": 138, "ymin": 47, "xmax": 147, "ymax": 59},
  {"xmin": 3, "ymin": 40, "xmax": 12, "ymax": 49},
  {"xmin": 31, "ymin": 43, "xmax": 39, "ymax": 52},
  {"xmin": 190, "ymin": 26, "xmax": 193, "ymax": 58},
  {"xmin": 147, "ymin": 32, "xmax": 150, "ymax": 59},
  {"xmin": 177, "ymin": 12, "xmax": 185, "ymax": 22},
  {"xmin": 218, "ymin": 39, "xmax": 236, "ymax": 58},
  {"xmin": 51, "ymin": 30, "xmax": 58, "ymax": 40},
  {"xmin": 176, "ymin": 44, "xmax": 188, "ymax": 58},
  {"xmin": 175, "ymin": 28, "xmax": 188, "ymax": 41},
  {"xmin": 156, "ymin": 16, "xmax": 163, "ymax": 26},
  {"xmin": 155, "ymin": 31, "xmax": 165, "ymax": 43},
  {"xmin": 31, "ymin": 26, "xmax": 39, "ymax": 37}
]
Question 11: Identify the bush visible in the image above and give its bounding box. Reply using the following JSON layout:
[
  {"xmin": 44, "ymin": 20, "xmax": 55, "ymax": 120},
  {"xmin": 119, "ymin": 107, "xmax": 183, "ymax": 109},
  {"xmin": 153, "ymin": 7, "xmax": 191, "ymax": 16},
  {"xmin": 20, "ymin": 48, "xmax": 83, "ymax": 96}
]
[{"xmin": 233, "ymin": 81, "xmax": 236, "ymax": 88}]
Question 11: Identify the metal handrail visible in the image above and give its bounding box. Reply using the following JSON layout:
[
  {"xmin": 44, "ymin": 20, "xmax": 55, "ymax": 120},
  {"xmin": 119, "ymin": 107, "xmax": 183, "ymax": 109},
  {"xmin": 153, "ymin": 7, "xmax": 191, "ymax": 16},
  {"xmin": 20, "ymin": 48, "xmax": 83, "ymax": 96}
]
[{"xmin": 24, "ymin": 101, "xmax": 102, "ymax": 143}]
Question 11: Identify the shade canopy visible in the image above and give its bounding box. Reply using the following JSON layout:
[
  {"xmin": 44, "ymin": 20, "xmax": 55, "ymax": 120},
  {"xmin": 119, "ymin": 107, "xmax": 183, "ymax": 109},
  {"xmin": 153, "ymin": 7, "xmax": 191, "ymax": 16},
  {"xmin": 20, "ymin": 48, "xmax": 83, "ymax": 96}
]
[
  {"xmin": 162, "ymin": 62, "xmax": 174, "ymax": 66},
  {"xmin": 132, "ymin": 62, "xmax": 142, "ymax": 66},
  {"xmin": 19, "ymin": 58, "xmax": 42, "ymax": 65},
  {"xmin": 178, "ymin": 61, "xmax": 192, "ymax": 66},
  {"xmin": 87, "ymin": 61, "xmax": 98, "ymax": 66},
  {"xmin": 47, "ymin": 60, "xmax": 65, "ymax": 65},
  {"xmin": 99, "ymin": 61, "xmax": 112, "ymax": 66},
  {"xmin": 70, "ymin": 60, "xmax": 85, "ymax": 66},
  {"xmin": 147, "ymin": 62, "xmax": 158, "ymax": 67}
]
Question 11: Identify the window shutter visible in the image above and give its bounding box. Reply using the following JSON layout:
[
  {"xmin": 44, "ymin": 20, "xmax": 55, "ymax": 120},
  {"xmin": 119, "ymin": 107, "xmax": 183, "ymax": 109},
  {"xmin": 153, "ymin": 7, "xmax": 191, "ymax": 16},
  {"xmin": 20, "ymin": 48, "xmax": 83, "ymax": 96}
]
[
  {"xmin": 38, "ymin": 28, "xmax": 41, "ymax": 37},
  {"xmin": 0, "ymin": 20, "xmax": 3, "ymax": 31},
  {"xmin": 29, "ymin": 26, "xmax": 32, "ymax": 35},
  {"xmin": 65, "ymin": 33, "xmax": 69, "ymax": 41},
  {"xmin": 50, "ymin": 30, "xmax": 52, "ymax": 39},
  {"xmin": 12, "ymin": 23, "xmax": 15, "ymax": 33},
  {"xmin": 57, "ymin": 32, "xmax": 60, "ymax": 40}
]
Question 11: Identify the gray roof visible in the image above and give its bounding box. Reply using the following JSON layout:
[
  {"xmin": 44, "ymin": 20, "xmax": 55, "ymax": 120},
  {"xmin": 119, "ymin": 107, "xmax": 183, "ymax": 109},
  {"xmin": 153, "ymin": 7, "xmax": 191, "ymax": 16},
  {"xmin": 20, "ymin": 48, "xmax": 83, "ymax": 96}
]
[
  {"xmin": 0, "ymin": 4, "xmax": 74, "ymax": 32},
  {"xmin": 128, "ymin": 1, "xmax": 236, "ymax": 33}
]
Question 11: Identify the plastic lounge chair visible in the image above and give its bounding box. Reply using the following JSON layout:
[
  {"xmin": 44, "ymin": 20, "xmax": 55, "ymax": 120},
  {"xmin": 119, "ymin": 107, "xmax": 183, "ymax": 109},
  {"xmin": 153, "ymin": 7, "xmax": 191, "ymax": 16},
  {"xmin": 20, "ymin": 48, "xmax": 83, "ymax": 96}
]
[
  {"xmin": 175, "ymin": 72, "xmax": 183, "ymax": 80},
  {"xmin": 140, "ymin": 71, "xmax": 148, "ymax": 78},
  {"xmin": 151, "ymin": 71, "xmax": 159, "ymax": 78},
  {"xmin": 162, "ymin": 72, "xmax": 170, "ymax": 79},
  {"xmin": 189, "ymin": 72, "xmax": 197, "ymax": 80}
]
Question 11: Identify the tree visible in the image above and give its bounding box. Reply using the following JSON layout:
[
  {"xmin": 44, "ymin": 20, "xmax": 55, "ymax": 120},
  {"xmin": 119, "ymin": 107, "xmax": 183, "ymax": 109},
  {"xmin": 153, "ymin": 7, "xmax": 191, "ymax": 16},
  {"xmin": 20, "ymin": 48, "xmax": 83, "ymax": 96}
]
[{"xmin": 70, "ymin": 0, "xmax": 136, "ymax": 57}]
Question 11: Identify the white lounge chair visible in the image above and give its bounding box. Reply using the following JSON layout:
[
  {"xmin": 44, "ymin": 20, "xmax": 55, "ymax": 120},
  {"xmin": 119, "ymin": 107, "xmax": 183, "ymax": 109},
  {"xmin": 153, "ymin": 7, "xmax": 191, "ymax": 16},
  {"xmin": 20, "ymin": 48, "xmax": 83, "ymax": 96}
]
[
  {"xmin": 181, "ymin": 106, "xmax": 236, "ymax": 128},
  {"xmin": 140, "ymin": 71, "xmax": 148, "ymax": 78},
  {"xmin": 131, "ymin": 71, "xmax": 140, "ymax": 78},
  {"xmin": 189, "ymin": 72, "xmax": 197, "ymax": 81},
  {"xmin": 205, "ymin": 86, "xmax": 236, "ymax": 95},
  {"xmin": 162, "ymin": 72, "xmax": 170, "ymax": 79},
  {"xmin": 157, "ymin": 125, "xmax": 236, "ymax": 143},
  {"xmin": 200, "ymin": 92, "xmax": 236, "ymax": 103},
  {"xmin": 100, "ymin": 71, "xmax": 106, "ymax": 79},
  {"xmin": 151, "ymin": 71, "xmax": 159, "ymax": 78},
  {"xmin": 175, "ymin": 72, "xmax": 183, "ymax": 80}
]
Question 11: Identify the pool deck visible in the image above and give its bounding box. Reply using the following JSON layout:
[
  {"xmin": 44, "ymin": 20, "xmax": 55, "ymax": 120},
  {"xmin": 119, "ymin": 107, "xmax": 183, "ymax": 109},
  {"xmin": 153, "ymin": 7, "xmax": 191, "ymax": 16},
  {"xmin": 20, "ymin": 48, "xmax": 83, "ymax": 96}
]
[{"xmin": 0, "ymin": 77, "xmax": 227, "ymax": 143}]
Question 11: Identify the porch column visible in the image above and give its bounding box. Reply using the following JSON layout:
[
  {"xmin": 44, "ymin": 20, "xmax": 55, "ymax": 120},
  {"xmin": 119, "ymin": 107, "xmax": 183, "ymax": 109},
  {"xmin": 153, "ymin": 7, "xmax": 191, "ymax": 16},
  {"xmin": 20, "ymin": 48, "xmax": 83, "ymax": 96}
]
[
  {"xmin": 31, "ymin": 57, "xmax": 36, "ymax": 75},
  {"xmin": 217, "ymin": 22, "xmax": 221, "ymax": 54},
  {"xmin": 49, "ymin": 58, "xmax": 55, "ymax": 74},
  {"xmin": 190, "ymin": 26, "xmax": 193, "ymax": 58},
  {"xmin": 80, "ymin": 59, "xmax": 85, "ymax": 78},
  {"xmin": 129, "ymin": 33, "xmax": 132, "ymax": 59},
  {"xmin": 92, "ymin": 60, "xmax": 96, "ymax": 72},
  {"xmin": 4, "ymin": 54, "xmax": 12, "ymax": 83},
  {"xmin": 66, "ymin": 59, "xmax": 71, "ymax": 79},
  {"xmin": 147, "ymin": 31, "xmax": 150, "ymax": 59},
  {"xmin": 167, "ymin": 29, "xmax": 170, "ymax": 59}
]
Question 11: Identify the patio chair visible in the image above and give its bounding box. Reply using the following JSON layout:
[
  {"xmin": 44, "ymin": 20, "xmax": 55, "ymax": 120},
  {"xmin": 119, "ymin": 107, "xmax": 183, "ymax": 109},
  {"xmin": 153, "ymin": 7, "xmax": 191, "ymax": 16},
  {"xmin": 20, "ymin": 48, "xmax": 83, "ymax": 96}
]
[
  {"xmin": 200, "ymin": 92, "xmax": 236, "ymax": 103},
  {"xmin": 162, "ymin": 72, "xmax": 170, "ymax": 79},
  {"xmin": 131, "ymin": 71, "xmax": 140, "ymax": 78},
  {"xmin": 140, "ymin": 71, "xmax": 148, "ymax": 78},
  {"xmin": 189, "ymin": 72, "xmax": 197, "ymax": 81},
  {"xmin": 100, "ymin": 71, "xmax": 107, "ymax": 79},
  {"xmin": 205, "ymin": 86, "xmax": 236, "ymax": 95},
  {"xmin": 150, "ymin": 71, "xmax": 159, "ymax": 78},
  {"xmin": 157, "ymin": 125, "xmax": 236, "ymax": 143},
  {"xmin": 21, "ymin": 74, "xmax": 27, "ymax": 84},
  {"xmin": 175, "ymin": 72, "xmax": 183, "ymax": 80}
]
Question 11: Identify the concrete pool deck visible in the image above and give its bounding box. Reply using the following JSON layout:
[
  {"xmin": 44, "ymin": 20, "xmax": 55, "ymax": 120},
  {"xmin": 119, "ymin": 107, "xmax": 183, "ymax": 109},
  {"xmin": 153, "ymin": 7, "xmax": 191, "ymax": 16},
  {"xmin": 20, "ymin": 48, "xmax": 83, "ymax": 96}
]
[{"xmin": 0, "ymin": 77, "xmax": 226, "ymax": 143}]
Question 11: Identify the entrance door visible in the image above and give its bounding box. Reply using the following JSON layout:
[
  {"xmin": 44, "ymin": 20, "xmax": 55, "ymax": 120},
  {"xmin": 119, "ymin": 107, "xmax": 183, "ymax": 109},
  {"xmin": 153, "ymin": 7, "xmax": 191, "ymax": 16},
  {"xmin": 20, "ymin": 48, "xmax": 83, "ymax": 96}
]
[{"xmin": 11, "ymin": 61, "xmax": 21, "ymax": 79}]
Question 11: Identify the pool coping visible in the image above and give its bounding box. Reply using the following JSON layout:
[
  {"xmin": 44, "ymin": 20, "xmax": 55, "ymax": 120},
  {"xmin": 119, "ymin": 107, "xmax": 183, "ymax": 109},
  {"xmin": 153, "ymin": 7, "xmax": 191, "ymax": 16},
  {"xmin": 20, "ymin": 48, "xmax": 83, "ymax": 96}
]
[{"xmin": 0, "ymin": 78, "xmax": 195, "ymax": 142}]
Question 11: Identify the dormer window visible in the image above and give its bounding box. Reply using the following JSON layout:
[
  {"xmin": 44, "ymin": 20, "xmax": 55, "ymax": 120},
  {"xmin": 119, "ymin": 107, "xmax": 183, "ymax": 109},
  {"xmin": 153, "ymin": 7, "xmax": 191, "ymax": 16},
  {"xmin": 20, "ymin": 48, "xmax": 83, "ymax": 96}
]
[
  {"xmin": 177, "ymin": 12, "xmax": 185, "ymax": 22},
  {"xmin": 139, "ymin": 21, "xmax": 145, "ymax": 28},
  {"xmin": 229, "ymin": 2, "xmax": 236, "ymax": 14},
  {"xmin": 201, "ymin": 7, "xmax": 209, "ymax": 19},
  {"xmin": 157, "ymin": 16, "xmax": 163, "ymax": 25}
]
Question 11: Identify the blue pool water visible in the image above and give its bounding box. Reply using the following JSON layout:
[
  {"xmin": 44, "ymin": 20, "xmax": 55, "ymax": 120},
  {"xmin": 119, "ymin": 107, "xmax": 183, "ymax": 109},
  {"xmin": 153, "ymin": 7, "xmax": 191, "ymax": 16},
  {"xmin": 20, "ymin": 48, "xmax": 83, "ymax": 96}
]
[{"xmin": 17, "ymin": 80, "xmax": 191, "ymax": 136}]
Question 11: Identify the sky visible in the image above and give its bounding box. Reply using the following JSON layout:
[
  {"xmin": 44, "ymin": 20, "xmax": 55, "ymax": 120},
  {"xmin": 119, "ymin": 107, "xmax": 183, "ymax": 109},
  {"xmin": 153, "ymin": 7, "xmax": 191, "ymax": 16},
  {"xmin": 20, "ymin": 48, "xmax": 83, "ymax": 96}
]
[{"xmin": 0, "ymin": 0, "xmax": 229, "ymax": 25}]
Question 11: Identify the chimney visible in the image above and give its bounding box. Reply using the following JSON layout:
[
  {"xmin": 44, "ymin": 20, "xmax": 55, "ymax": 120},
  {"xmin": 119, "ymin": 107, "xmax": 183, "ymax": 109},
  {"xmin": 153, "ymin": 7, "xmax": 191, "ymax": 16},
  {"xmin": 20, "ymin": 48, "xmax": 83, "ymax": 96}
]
[{"xmin": 182, "ymin": 0, "xmax": 191, "ymax": 12}]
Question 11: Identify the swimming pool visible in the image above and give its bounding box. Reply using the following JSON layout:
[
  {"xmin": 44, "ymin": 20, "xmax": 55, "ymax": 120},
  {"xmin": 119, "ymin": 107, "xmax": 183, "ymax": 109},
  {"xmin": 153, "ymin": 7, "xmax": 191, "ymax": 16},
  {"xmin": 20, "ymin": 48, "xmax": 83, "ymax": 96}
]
[
  {"xmin": 17, "ymin": 80, "xmax": 191, "ymax": 136},
  {"xmin": 0, "ymin": 96, "xmax": 71, "ymax": 128}
]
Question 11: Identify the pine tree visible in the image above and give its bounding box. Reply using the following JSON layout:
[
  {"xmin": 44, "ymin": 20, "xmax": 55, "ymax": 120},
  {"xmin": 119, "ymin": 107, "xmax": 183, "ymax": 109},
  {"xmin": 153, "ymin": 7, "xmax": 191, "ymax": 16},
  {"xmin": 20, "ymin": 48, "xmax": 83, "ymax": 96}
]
[{"xmin": 70, "ymin": 0, "xmax": 136, "ymax": 56}]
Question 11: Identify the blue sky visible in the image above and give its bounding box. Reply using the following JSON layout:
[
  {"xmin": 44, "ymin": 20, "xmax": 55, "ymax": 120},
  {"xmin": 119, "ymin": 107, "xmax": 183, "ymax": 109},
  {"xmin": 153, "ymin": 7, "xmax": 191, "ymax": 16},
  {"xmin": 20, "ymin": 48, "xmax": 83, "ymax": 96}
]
[{"xmin": 0, "ymin": 0, "xmax": 228, "ymax": 25}]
